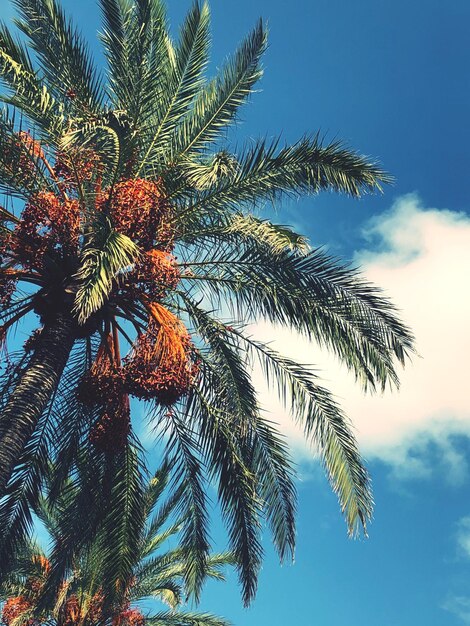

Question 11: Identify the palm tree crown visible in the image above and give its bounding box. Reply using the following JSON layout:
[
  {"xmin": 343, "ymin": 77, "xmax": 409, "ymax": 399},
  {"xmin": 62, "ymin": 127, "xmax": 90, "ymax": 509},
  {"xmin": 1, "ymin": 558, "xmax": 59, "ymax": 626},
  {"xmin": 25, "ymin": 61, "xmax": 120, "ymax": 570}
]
[
  {"xmin": 0, "ymin": 465, "xmax": 232, "ymax": 626},
  {"xmin": 0, "ymin": 0, "xmax": 414, "ymax": 605}
]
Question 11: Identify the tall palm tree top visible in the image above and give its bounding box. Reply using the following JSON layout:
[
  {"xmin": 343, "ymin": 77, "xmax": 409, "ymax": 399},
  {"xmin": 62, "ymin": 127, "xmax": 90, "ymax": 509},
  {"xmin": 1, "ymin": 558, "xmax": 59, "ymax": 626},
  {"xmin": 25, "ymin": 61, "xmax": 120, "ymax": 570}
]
[
  {"xmin": 0, "ymin": 466, "xmax": 232, "ymax": 626},
  {"xmin": 0, "ymin": 0, "xmax": 413, "ymax": 606}
]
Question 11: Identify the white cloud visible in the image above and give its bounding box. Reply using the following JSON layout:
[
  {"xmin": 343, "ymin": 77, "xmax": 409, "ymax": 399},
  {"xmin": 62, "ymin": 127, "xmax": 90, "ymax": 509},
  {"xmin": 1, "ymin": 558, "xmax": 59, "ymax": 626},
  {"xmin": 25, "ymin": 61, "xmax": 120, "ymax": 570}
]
[
  {"xmin": 252, "ymin": 194, "xmax": 470, "ymax": 480},
  {"xmin": 440, "ymin": 517, "xmax": 470, "ymax": 623},
  {"xmin": 456, "ymin": 517, "xmax": 470, "ymax": 559},
  {"xmin": 442, "ymin": 595, "xmax": 470, "ymax": 624}
]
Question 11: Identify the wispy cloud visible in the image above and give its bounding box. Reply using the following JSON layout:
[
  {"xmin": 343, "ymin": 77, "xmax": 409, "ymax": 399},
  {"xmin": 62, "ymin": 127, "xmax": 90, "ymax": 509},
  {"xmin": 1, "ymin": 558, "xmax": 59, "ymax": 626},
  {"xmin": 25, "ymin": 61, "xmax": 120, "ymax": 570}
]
[
  {"xmin": 251, "ymin": 193, "xmax": 470, "ymax": 480},
  {"xmin": 456, "ymin": 516, "xmax": 470, "ymax": 560},
  {"xmin": 441, "ymin": 517, "xmax": 470, "ymax": 623},
  {"xmin": 442, "ymin": 595, "xmax": 470, "ymax": 624}
]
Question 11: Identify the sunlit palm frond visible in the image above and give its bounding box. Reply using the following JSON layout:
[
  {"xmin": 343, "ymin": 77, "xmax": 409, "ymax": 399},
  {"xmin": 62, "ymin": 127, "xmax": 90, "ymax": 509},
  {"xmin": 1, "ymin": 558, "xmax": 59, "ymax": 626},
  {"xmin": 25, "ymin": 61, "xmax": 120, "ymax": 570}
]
[
  {"xmin": 179, "ymin": 242, "xmax": 413, "ymax": 391},
  {"xmin": 146, "ymin": 612, "xmax": 230, "ymax": 626},
  {"xmin": 139, "ymin": 0, "xmax": 211, "ymax": 170},
  {"xmin": 183, "ymin": 301, "xmax": 297, "ymax": 561},
  {"xmin": 12, "ymin": 0, "xmax": 105, "ymax": 113},
  {"xmin": 171, "ymin": 19, "xmax": 267, "ymax": 160},
  {"xmin": 73, "ymin": 227, "xmax": 140, "ymax": 324},
  {"xmin": 218, "ymin": 213, "xmax": 310, "ymax": 253},
  {"xmin": 0, "ymin": 26, "xmax": 61, "ymax": 139},
  {"xmin": 177, "ymin": 136, "xmax": 391, "ymax": 225},
  {"xmin": 240, "ymin": 334, "xmax": 373, "ymax": 536}
]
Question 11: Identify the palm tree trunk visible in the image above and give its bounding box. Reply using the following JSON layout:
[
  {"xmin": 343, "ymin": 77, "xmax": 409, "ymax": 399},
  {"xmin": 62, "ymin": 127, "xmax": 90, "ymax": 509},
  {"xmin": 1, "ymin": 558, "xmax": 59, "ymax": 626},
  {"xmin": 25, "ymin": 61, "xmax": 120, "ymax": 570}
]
[{"xmin": 0, "ymin": 312, "xmax": 76, "ymax": 495}]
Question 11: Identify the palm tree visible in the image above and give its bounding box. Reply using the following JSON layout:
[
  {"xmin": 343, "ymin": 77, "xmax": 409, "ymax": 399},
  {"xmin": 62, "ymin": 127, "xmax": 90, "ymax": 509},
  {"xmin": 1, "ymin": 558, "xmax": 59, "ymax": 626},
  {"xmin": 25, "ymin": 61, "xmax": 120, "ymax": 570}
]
[
  {"xmin": 0, "ymin": 464, "xmax": 233, "ymax": 626},
  {"xmin": 0, "ymin": 0, "xmax": 414, "ymax": 604}
]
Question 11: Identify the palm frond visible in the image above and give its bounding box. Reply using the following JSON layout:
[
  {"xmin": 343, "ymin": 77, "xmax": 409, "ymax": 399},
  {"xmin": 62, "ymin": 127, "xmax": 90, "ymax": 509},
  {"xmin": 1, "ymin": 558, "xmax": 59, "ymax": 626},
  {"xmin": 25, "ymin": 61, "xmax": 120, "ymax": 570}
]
[
  {"xmin": 146, "ymin": 611, "xmax": 230, "ymax": 626},
  {"xmin": 142, "ymin": 522, "xmax": 182, "ymax": 562},
  {"xmin": 179, "ymin": 243, "xmax": 413, "ymax": 391},
  {"xmin": 100, "ymin": 0, "xmax": 173, "ymax": 130},
  {"xmin": 184, "ymin": 299, "xmax": 296, "ymax": 562},
  {"xmin": 142, "ymin": 462, "xmax": 172, "ymax": 522},
  {"xmin": 150, "ymin": 581, "xmax": 184, "ymax": 609},
  {"xmin": 13, "ymin": 0, "xmax": 104, "ymax": 113},
  {"xmin": 177, "ymin": 151, "xmax": 239, "ymax": 191},
  {"xmin": 0, "ymin": 411, "xmax": 49, "ymax": 578},
  {"xmin": 182, "ymin": 211, "xmax": 310, "ymax": 254},
  {"xmin": 177, "ymin": 136, "xmax": 391, "ymax": 224},
  {"xmin": 141, "ymin": 496, "xmax": 182, "ymax": 560},
  {"xmin": 121, "ymin": 0, "xmax": 167, "ymax": 126},
  {"xmin": 47, "ymin": 337, "xmax": 100, "ymax": 503},
  {"xmin": 0, "ymin": 338, "xmax": 93, "ymax": 577},
  {"xmin": 97, "ymin": 445, "xmax": 146, "ymax": 609},
  {"xmin": 242, "ymin": 335, "xmax": 373, "ymax": 536},
  {"xmin": 0, "ymin": 109, "xmax": 52, "ymax": 198},
  {"xmin": 139, "ymin": 0, "xmax": 211, "ymax": 170},
  {"xmin": 196, "ymin": 552, "xmax": 237, "ymax": 582},
  {"xmin": 0, "ymin": 21, "xmax": 34, "ymax": 74},
  {"xmin": 73, "ymin": 227, "xmax": 140, "ymax": 324},
  {"xmin": 160, "ymin": 408, "xmax": 210, "ymax": 603},
  {"xmin": 99, "ymin": 0, "xmax": 133, "ymax": 107},
  {"xmin": 0, "ymin": 348, "xmax": 93, "ymax": 580},
  {"xmin": 37, "ymin": 451, "xmax": 111, "ymax": 608},
  {"xmin": 98, "ymin": 0, "xmax": 131, "ymax": 97},
  {"xmin": 171, "ymin": 19, "xmax": 267, "ymax": 160},
  {"xmin": 0, "ymin": 26, "xmax": 61, "ymax": 139},
  {"xmin": 129, "ymin": 549, "xmax": 186, "ymax": 599},
  {"xmin": 185, "ymin": 383, "xmax": 263, "ymax": 607}
]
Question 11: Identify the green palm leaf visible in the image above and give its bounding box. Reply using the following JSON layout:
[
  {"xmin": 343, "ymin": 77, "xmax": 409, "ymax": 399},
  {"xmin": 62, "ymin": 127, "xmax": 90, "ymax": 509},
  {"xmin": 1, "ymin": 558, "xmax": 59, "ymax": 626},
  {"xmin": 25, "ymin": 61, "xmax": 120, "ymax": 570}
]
[
  {"xmin": 97, "ymin": 446, "xmax": 146, "ymax": 609},
  {"xmin": 242, "ymin": 335, "xmax": 373, "ymax": 536},
  {"xmin": 183, "ymin": 300, "xmax": 297, "ymax": 561},
  {"xmin": 139, "ymin": 0, "xmax": 211, "ymax": 170},
  {"xmin": 0, "ymin": 340, "xmax": 95, "ymax": 578},
  {"xmin": 180, "ymin": 242, "xmax": 413, "ymax": 390},
  {"xmin": 13, "ymin": 0, "xmax": 104, "ymax": 113},
  {"xmin": 191, "ymin": 385, "xmax": 263, "ymax": 607},
  {"xmin": 0, "ymin": 24, "xmax": 60, "ymax": 138},
  {"xmin": 171, "ymin": 19, "xmax": 267, "ymax": 160},
  {"xmin": 100, "ymin": 0, "xmax": 173, "ymax": 128},
  {"xmin": 73, "ymin": 227, "xmax": 140, "ymax": 324},
  {"xmin": 161, "ymin": 408, "xmax": 210, "ymax": 602},
  {"xmin": 177, "ymin": 136, "xmax": 391, "ymax": 224},
  {"xmin": 146, "ymin": 612, "xmax": 230, "ymax": 626}
]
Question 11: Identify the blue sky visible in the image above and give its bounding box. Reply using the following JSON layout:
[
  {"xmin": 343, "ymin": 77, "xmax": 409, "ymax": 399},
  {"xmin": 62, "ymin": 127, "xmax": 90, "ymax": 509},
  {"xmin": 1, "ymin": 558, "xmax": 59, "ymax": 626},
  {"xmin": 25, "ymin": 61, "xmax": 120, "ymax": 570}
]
[{"xmin": 1, "ymin": 0, "xmax": 470, "ymax": 624}]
